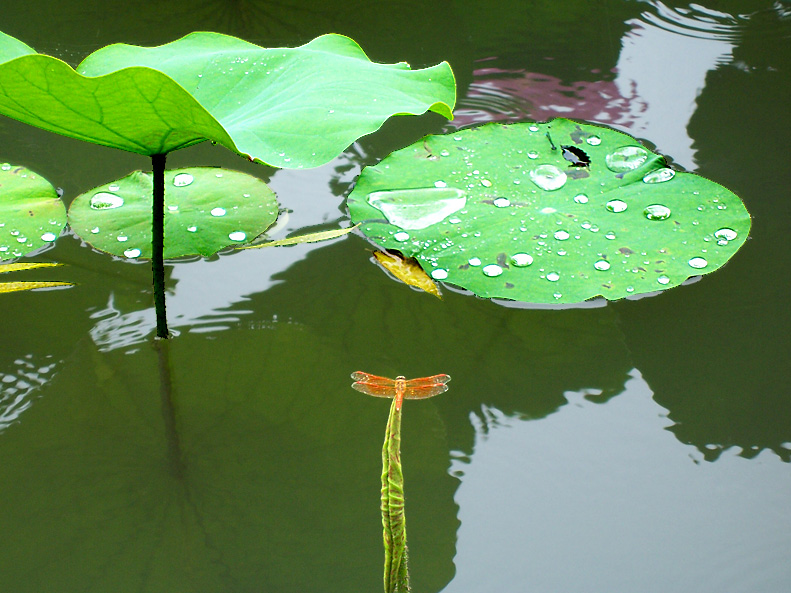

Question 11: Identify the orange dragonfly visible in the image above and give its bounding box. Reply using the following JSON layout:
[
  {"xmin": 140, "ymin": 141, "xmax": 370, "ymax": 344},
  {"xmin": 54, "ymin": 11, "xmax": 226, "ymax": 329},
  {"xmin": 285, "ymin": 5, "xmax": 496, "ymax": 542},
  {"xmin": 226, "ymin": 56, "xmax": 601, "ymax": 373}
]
[{"xmin": 351, "ymin": 371, "xmax": 451, "ymax": 411}]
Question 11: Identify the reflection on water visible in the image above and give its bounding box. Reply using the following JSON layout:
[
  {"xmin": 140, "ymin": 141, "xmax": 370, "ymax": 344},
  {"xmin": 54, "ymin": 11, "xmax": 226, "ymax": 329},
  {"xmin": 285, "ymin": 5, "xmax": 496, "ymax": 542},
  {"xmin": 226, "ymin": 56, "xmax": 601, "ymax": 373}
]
[
  {"xmin": 0, "ymin": 353, "xmax": 59, "ymax": 433},
  {"xmin": 454, "ymin": 1, "xmax": 751, "ymax": 170},
  {"xmin": 446, "ymin": 369, "xmax": 791, "ymax": 592}
]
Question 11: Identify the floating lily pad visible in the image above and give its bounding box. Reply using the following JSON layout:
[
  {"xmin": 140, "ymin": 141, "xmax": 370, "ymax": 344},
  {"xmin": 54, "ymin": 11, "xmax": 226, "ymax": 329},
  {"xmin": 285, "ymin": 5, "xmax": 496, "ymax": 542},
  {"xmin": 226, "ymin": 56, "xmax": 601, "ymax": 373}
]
[
  {"xmin": 348, "ymin": 119, "xmax": 751, "ymax": 303},
  {"xmin": 0, "ymin": 163, "xmax": 66, "ymax": 261},
  {"xmin": 0, "ymin": 31, "xmax": 455, "ymax": 167},
  {"xmin": 68, "ymin": 168, "xmax": 278, "ymax": 259}
]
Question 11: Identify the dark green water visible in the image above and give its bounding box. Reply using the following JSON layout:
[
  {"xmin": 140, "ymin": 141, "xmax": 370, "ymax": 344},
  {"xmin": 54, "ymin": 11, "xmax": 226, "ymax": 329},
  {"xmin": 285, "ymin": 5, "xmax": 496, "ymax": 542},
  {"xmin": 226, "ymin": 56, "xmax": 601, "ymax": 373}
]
[{"xmin": 1, "ymin": 1, "xmax": 789, "ymax": 591}]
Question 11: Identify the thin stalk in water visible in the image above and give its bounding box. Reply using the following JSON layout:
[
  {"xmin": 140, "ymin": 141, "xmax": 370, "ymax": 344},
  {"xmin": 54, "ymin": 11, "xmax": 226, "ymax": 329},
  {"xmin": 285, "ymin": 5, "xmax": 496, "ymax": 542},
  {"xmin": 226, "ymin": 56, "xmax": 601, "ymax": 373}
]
[
  {"xmin": 151, "ymin": 153, "xmax": 168, "ymax": 338},
  {"xmin": 382, "ymin": 397, "xmax": 409, "ymax": 593}
]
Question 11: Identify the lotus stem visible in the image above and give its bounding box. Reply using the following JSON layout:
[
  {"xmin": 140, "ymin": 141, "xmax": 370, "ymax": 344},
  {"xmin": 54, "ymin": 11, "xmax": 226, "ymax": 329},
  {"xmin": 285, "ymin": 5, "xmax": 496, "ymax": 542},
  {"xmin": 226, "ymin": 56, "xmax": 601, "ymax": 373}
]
[{"xmin": 151, "ymin": 153, "xmax": 168, "ymax": 338}]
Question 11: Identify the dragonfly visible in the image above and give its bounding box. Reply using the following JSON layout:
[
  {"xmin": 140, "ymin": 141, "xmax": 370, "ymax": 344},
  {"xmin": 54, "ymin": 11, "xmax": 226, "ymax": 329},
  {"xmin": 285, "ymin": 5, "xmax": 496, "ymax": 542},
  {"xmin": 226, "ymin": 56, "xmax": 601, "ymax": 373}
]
[{"xmin": 351, "ymin": 371, "xmax": 451, "ymax": 411}]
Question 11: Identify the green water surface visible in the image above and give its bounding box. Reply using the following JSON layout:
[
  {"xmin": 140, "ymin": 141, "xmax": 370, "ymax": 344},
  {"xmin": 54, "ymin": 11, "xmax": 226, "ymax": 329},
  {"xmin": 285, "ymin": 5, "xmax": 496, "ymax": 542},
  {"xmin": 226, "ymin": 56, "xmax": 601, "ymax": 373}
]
[{"xmin": 0, "ymin": 1, "xmax": 789, "ymax": 592}]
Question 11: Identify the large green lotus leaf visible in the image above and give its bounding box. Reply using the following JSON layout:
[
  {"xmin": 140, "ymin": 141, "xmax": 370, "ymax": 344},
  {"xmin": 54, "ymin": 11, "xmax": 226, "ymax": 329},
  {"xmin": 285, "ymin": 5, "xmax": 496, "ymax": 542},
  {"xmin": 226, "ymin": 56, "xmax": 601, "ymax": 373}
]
[
  {"xmin": 0, "ymin": 31, "xmax": 455, "ymax": 167},
  {"xmin": 68, "ymin": 167, "xmax": 278, "ymax": 259},
  {"xmin": 0, "ymin": 162, "xmax": 66, "ymax": 261},
  {"xmin": 348, "ymin": 119, "xmax": 751, "ymax": 303}
]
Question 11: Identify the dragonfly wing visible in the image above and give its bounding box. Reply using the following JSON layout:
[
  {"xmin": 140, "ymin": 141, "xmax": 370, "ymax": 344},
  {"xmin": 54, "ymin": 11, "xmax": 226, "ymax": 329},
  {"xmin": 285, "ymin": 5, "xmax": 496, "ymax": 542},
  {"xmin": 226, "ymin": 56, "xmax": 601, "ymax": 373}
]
[
  {"xmin": 351, "ymin": 371, "xmax": 396, "ymax": 386},
  {"xmin": 404, "ymin": 374, "xmax": 451, "ymax": 387},
  {"xmin": 351, "ymin": 382, "xmax": 396, "ymax": 399},
  {"xmin": 403, "ymin": 383, "xmax": 449, "ymax": 400}
]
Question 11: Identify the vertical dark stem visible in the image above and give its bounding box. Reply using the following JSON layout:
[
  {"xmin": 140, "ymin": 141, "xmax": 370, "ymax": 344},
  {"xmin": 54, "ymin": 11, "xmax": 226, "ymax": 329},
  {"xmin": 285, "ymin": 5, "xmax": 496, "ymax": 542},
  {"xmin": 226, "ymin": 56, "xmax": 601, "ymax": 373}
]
[{"xmin": 151, "ymin": 153, "xmax": 169, "ymax": 339}]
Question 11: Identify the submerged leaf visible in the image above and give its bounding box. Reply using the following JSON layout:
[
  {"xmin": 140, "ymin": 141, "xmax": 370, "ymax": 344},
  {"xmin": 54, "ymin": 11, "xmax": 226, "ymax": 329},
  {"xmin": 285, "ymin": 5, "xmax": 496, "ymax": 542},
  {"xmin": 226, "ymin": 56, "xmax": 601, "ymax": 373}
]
[
  {"xmin": 373, "ymin": 251, "xmax": 442, "ymax": 299},
  {"xmin": 348, "ymin": 119, "xmax": 751, "ymax": 303},
  {"xmin": 0, "ymin": 163, "xmax": 66, "ymax": 261},
  {"xmin": 0, "ymin": 31, "xmax": 455, "ymax": 167},
  {"xmin": 68, "ymin": 168, "xmax": 278, "ymax": 259},
  {"xmin": 240, "ymin": 224, "xmax": 359, "ymax": 249}
]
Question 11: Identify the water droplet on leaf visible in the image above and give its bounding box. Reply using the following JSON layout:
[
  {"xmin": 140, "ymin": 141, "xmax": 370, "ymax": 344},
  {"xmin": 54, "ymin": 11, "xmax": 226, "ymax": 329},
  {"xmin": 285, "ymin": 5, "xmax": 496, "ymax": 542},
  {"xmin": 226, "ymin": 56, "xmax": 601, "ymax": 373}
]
[
  {"xmin": 482, "ymin": 264, "xmax": 503, "ymax": 277},
  {"xmin": 546, "ymin": 271, "xmax": 560, "ymax": 282},
  {"xmin": 40, "ymin": 232, "xmax": 57, "ymax": 242},
  {"xmin": 529, "ymin": 165, "xmax": 567, "ymax": 191},
  {"xmin": 657, "ymin": 275, "xmax": 670, "ymax": 285},
  {"xmin": 605, "ymin": 146, "xmax": 649, "ymax": 172},
  {"xmin": 714, "ymin": 228, "xmax": 737, "ymax": 241},
  {"xmin": 644, "ymin": 204, "xmax": 671, "ymax": 220},
  {"xmin": 606, "ymin": 199, "xmax": 628, "ymax": 213},
  {"xmin": 493, "ymin": 197, "xmax": 511, "ymax": 208},
  {"xmin": 90, "ymin": 193, "xmax": 124, "ymax": 210},
  {"xmin": 688, "ymin": 257, "xmax": 708, "ymax": 269},
  {"xmin": 229, "ymin": 231, "xmax": 247, "ymax": 241},
  {"xmin": 574, "ymin": 194, "xmax": 589, "ymax": 204},
  {"xmin": 431, "ymin": 269, "xmax": 449, "ymax": 280},
  {"xmin": 124, "ymin": 248, "xmax": 141, "ymax": 258},
  {"xmin": 394, "ymin": 231, "xmax": 410, "ymax": 242},
  {"xmin": 554, "ymin": 230, "xmax": 570, "ymax": 240},
  {"xmin": 511, "ymin": 253, "xmax": 533, "ymax": 267},
  {"xmin": 642, "ymin": 168, "xmax": 675, "ymax": 183},
  {"xmin": 594, "ymin": 260, "xmax": 611, "ymax": 271},
  {"xmin": 368, "ymin": 187, "xmax": 467, "ymax": 230},
  {"xmin": 586, "ymin": 135, "xmax": 602, "ymax": 146},
  {"xmin": 173, "ymin": 173, "xmax": 194, "ymax": 187}
]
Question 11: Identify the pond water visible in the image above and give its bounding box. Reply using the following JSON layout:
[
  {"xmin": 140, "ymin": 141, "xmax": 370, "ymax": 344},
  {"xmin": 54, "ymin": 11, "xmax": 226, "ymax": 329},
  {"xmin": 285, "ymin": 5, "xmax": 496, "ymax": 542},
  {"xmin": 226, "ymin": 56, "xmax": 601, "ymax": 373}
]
[{"xmin": 1, "ymin": 1, "xmax": 789, "ymax": 592}]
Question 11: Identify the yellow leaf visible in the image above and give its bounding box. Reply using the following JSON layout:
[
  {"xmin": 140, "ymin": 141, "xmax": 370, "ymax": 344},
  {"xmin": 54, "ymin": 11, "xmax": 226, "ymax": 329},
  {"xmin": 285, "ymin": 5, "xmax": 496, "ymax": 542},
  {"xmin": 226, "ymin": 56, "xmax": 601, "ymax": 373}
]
[
  {"xmin": 240, "ymin": 224, "xmax": 359, "ymax": 248},
  {"xmin": 373, "ymin": 251, "xmax": 442, "ymax": 299},
  {"xmin": 0, "ymin": 281, "xmax": 72, "ymax": 294},
  {"xmin": 0, "ymin": 262, "xmax": 63, "ymax": 274}
]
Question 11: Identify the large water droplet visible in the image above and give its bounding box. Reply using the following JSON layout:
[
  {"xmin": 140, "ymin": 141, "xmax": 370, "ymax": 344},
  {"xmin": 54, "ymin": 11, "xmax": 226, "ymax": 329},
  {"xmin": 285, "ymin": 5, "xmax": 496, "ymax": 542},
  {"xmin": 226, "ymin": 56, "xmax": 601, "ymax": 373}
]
[
  {"xmin": 482, "ymin": 264, "xmax": 503, "ymax": 277},
  {"xmin": 211, "ymin": 207, "xmax": 226, "ymax": 217},
  {"xmin": 431, "ymin": 269, "xmax": 449, "ymax": 280},
  {"xmin": 529, "ymin": 165, "xmax": 567, "ymax": 191},
  {"xmin": 657, "ymin": 275, "xmax": 670, "ymax": 285},
  {"xmin": 90, "ymin": 192, "xmax": 124, "ymax": 210},
  {"xmin": 468, "ymin": 257, "xmax": 481, "ymax": 266},
  {"xmin": 688, "ymin": 257, "xmax": 708, "ymax": 269},
  {"xmin": 367, "ymin": 187, "xmax": 467, "ymax": 230},
  {"xmin": 393, "ymin": 231, "xmax": 410, "ymax": 242},
  {"xmin": 40, "ymin": 232, "xmax": 57, "ymax": 242},
  {"xmin": 644, "ymin": 204, "xmax": 671, "ymax": 220},
  {"xmin": 511, "ymin": 253, "xmax": 533, "ymax": 267},
  {"xmin": 173, "ymin": 173, "xmax": 194, "ymax": 187},
  {"xmin": 605, "ymin": 146, "xmax": 649, "ymax": 172},
  {"xmin": 714, "ymin": 228, "xmax": 737, "ymax": 241},
  {"xmin": 586, "ymin": 135, "xmax": 602, "ymax": 146},
  {"xmin": 606, "ymin": 199, "xmax": 628, "ymax": 213},
  {"xmin": 574, "ymin": 194, "xmax": 589, "ymax": 204},
  {"xmin": 594, "ymin": 260, "xmax": 611, "ymax": 271},
  {"xmin": 229, "ymin": 231, "xmax": 247, "ymax": 242},
  {"xmin": 643, "ymin": 168, "xmax": 675, "ymax": 184},
  {"xmin": 554, "ymin": 230, "xmax": 570, "ymax": 241},
  {"xmin": 546, "ymin": 271, "xmax": 560, "ymax": 282},
  {"xmin": 493, "ymin": 197, "xmax": 511, "ymax": 208},
  {"xmin": 124, "ymin": 248, "xmax": 141, "ymax": 258}
]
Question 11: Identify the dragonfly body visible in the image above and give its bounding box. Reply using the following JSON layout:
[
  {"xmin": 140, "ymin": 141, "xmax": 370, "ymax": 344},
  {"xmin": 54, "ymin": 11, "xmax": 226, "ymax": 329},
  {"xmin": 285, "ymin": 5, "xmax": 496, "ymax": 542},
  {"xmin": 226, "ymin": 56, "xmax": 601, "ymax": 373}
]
[{"xmin": 351, "ymin": 372, "xmax": 450, "ymax": 411}]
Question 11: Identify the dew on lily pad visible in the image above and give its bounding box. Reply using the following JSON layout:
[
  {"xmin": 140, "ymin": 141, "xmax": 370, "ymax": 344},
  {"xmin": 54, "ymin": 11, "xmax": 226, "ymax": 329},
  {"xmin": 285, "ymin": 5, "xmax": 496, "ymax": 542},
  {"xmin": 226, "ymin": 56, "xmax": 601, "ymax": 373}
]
[
  {"xmin": 368, "ymin": 187, "xmax": 466, "ymax": 230},
  {"xmin": 90, "ymin": 193, "xmax": 124, "ymax": 210},
  {"xmin": 228, "ymin": 231, "xmax": 247, "ymax": 242},
  {"xmin": 643, "ymin": 168, "xmax": 675, "ymax": 184},
  {"xmin": 644, "ymin": 204, "xmax": 672, "ymax": 220},
  {"xmin": 482, "ymin": 264, "xmax": 503, "ymax": 277},
  {"xmin": 529, "ymin": 164, "xmax": 567, "ymax": 191},
  {"xmin": 173, "ymin": 173, "xmax": 194, "ymax": 187},
  {"xmin": 606, "ymin": 200, "xmax": 628, "ymax": 213},
  {"xmin": 40, "ymin": 232, "xmax": 57, "ymax": 242},
  {"xmin": 605, "ymin": 146, "xmax": 649, "ymax": 172},
  {"xmin": 688, "ymin": 257, "xmax": 708, "ymax": 269},
  {"xmin": 347, "ymin": 119, "xmax": 751, "ymax": 303},
  {"xmin": 124, "ymin": 248, "xmax": 141, "ymax": 258},
  {"xmin": 210, "ymin": 207, "xmax": 227, "ymax": 217},
  {"xmin": 430, "ymin": 268, "xmax": 449, "ymax": 280}
]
